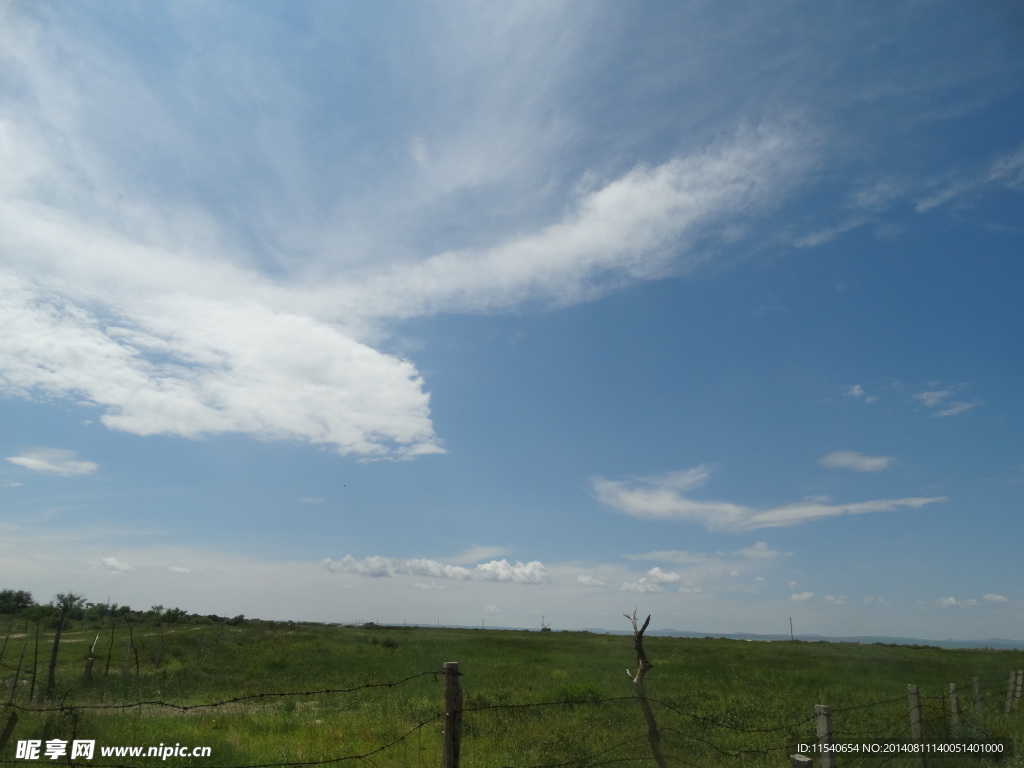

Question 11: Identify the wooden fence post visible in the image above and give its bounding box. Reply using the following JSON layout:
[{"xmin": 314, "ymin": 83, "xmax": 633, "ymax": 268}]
[
  {"xmin": 1005, "ymin": 671, "xmax": 1017, "ymax": 714},
  {"xmin": 948, "ymin": 683, "xmax": 960, "ymax": 728},
  {"xmin": 972, "ymin": 677, "xmax": 983, "ymax": 713},
  {"xmin": 45, "ymin": 613, "xmax": 65, "ymax": 698},
  {"xmin": 441, "ymin": 662, "xmax": 462, "ymax": 768},
  {"xmin": 908, "ymin": 684, "xmax": 926, "ymax": 768},
  {"xmin": 29, "ymin": 625, "xmax": 39, "ymax": 703},
  {"xmin": 1015, "ymin": 670, "xmax": 1023, "ymax": 706},
  {"xmin": 813, "ymin": 704, "xmax": 835, "ymax": 768}
]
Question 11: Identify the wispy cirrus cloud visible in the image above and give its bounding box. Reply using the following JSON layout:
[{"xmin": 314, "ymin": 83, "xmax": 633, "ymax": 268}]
[
  {"xmin": 0, "ymin": 33, "xmax": 814, "ymax": 460},
  {"xmin": 332, "ymin": 123, "xmax": 818, "ymax": 320},
  {"xmin": 912, "ymin": 387, "xmax": 980, "ymax": 418},
  {"xmin": 5, "ymin": 447, "xmax": 98, "ymax": 476},
  {"xmin": 591, "ymin": 466, "xmax": 943, "ymax": 531}
]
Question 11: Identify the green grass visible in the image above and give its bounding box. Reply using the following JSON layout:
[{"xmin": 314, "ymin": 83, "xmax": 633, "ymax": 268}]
[{"xmin": 1, "ymin": 619, "xmax": 1022, "ymax": 767}]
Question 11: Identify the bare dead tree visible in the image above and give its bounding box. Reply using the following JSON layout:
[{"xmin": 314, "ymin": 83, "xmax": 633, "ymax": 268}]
[{"xmin": 624, "ymin": 609, "xmax": 668, "ymax": 768}]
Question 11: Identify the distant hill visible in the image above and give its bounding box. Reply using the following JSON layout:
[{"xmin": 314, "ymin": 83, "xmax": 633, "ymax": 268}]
[{"xmin": 582, "ymin": 627, "xmax": 1024, "ymax": 650}]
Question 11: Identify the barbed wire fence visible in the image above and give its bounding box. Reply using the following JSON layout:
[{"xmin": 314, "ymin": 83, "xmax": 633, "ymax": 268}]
[{"xmin": 0, "ymin": 616, "xmax": 1022, "ymax": 768}]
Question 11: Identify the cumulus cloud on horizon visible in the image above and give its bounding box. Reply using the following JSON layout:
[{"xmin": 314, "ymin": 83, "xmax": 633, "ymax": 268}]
[{"xmin": 320, "ymin": 555, "xmax": 549, "ymax": 584}]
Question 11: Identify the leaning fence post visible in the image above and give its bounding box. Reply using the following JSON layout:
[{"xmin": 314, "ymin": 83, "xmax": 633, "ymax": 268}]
[
  {"xmin": 813, "ymin": 704, "xmax": 836, "ymax": 768},
  {"xmin": 1005, "ymin": 671, "xmax": 1017, "ymax": 714},
  {"xmin": 1015, "ymin": 670, "xmax": 1023, "ymax": 706},
  {"xmin": 625, "ymin": 610, "xmax": 669, "ymax": 768},
  {"xmin": 948, "ymin": 683, "xmax": 960, "ymax": 728},
  {"xmin": 441, "ymin": 662, "xmax": 462, "ymax": 768},
  {"xmin": 908, "ymin": 684, "xmax": 926, "ymax": 768},
  {"xmin": 972, "ymin": 677, "xmax": 983, "ymax": 713}
]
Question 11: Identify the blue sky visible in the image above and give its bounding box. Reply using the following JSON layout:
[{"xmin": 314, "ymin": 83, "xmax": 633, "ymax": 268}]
[{"xmin": 1, "ymin": 1, "xmax": 1022, "ymax": 640}]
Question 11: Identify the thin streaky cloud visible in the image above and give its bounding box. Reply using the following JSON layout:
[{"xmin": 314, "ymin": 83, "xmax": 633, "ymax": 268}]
[
  {"xmin": 934, "ymin": 402, "xmax": 979, "ymax": 418},
  {"xmin": 592, "ymin": 467, "xmax": 944, "ymax": 531},
  {"xmin": 5, "ymin": 447, "xmax": 98, "ymax": 477},
  {"xmin": 820, "ymin": 451, "xmax": 893, "ymax": 472}
]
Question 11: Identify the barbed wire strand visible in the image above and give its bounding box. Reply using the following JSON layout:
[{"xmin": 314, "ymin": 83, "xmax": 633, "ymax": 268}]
[{"xmin": 8, "ymin": 670, "xmax": 442, "ymax": 713}]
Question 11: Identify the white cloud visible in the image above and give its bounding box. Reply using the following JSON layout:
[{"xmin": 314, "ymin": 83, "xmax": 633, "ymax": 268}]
[
  {"xmin": 791, "ymin": 591, "xmax": 814, "ymax": 602},
  {"xmin": 5, "ymin": 447, "xmax": 98, "ymax": 476},
  {"xmin": 342, "ymin": 123, "xmax": 816, "ymax": 319},
  {"xmin": 576, "ymin": 575, "xmax": 606, "ymax": 587},
  {"xmin": 394, "ymin": 559, "xmax": 473, "ymax": 580},
  {"xmin": 646, "ymin": 567, "xmax": 683, "ymax": 585},
  {"xmin": 820, "ymin": 450, "xmax": 893, "ymax": 472},
  {"xmin": 738, "ymin": 542, "xmax": 781, "ymax": 558},
  {"xmin": 916, "ymin": 146, "xmax": 1024, "ymax": 212},
  {"xmin": 101, "ymin": 556, "xmax": 132, "ymax": 575},
  {"xmin": 911, "ymin": 387, "xmax": 979, "ymax": 418},
  {"xmin": 914, "ymin": 390, "xmax": 951, "ymax": 408},
  {"xmin": 592, "ymin": 466, "xmax": 943, "ymax": 531},
  {"xmin": 320, "ymin": 555, "xmax": 548, "ymax": 584},
  {"xmin": 934, "ymin": 402, "xmax": 978, "ymax": 418},
  {"xmin": 169, "ymin": 566, "xmax": 191, "ymax": 574},
  {"xmin": 474, "ymin": 559, "xmax": 549, "ymax": 583},
  {"xmin": 843, "ymin": 384, "xmax": 878, "ymax": 403},
  {"xmin": 824, "ymin": 595, "xmax": 847, "ymax": 605},
  {"xmin": 934, "ymin": 595, "xmax": 1001, "ymax": 608},
  {"xmin": 0, "ymin": 273, "xmax": 442, "ymax": 459},
  {"xmin": 620, "ymin": 579, "xmax": 664, "ymax": 594}
]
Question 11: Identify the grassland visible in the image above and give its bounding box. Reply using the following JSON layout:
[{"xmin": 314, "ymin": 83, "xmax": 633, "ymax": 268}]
[{"xmin": 1, "ymin": 617, "xmax": 1022, "ymax": 767}]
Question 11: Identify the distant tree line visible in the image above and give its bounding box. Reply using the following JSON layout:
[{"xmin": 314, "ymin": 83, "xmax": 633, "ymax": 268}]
[{"xmin": 0, "ymin": 588, "xmax": 247, "ymax": 628}]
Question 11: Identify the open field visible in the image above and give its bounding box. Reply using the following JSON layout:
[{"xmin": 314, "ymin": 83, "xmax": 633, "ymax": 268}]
[{"xmin": 2, "ymin": 616, "xmax": 1023, "ymax": 767}]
